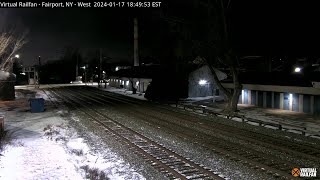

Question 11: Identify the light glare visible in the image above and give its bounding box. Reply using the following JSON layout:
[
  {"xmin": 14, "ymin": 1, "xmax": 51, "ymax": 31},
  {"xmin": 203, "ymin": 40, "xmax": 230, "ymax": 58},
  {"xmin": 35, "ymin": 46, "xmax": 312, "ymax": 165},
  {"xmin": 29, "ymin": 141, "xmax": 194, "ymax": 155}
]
[
  {"xmin": 294, "ymin": 67, "xmax": 301, "ymax": 72},
  {"xmin": 199, "ymin": 80, "xmax": 207, "ymax": 85}
]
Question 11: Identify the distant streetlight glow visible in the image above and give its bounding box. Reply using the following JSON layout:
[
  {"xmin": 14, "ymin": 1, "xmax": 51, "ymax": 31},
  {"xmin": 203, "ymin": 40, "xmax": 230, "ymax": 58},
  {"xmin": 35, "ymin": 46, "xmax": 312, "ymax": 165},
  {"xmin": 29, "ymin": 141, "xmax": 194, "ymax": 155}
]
[
  {"xmin": 199, "ymin": 80, "xmax": 207, "ymax": 85},
  {"xmin": 81, "ymin": 66, "xmax": 86, "ymax": 69},
  {"xmin": 15, "ymin": 54, "xmax": 20, "ymax": 58},
  {"xmin": 115, "ymin": 67, "xmax": 119, "ymax": 71},
  {"xmin": 294, "ymin": 67, "xmax": 301, "ymax": 73}
]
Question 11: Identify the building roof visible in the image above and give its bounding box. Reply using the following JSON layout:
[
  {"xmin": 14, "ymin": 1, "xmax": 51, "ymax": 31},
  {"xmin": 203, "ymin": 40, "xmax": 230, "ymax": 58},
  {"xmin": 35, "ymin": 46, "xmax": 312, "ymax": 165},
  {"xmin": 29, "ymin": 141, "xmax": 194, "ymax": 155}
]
[{"xmin": 223, "ymin": 72, "xmax": 313, "ymax": 87}]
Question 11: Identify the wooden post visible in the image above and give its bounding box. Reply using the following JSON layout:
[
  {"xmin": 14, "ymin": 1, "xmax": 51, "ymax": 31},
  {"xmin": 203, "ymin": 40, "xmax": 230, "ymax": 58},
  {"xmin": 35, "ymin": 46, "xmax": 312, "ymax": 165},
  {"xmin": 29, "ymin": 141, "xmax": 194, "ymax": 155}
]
[{"xmin": 0, "ymin": 116, "xmax": 4, "ymax": 133}]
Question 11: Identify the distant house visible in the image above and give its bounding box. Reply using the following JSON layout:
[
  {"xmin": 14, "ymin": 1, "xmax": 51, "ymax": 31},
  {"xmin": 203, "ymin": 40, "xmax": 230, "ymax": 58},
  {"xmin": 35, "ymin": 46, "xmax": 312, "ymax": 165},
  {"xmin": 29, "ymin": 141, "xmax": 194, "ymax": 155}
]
[{"xmin": 188, "ymin": 65, "xmax": 227, "ymax": 97}]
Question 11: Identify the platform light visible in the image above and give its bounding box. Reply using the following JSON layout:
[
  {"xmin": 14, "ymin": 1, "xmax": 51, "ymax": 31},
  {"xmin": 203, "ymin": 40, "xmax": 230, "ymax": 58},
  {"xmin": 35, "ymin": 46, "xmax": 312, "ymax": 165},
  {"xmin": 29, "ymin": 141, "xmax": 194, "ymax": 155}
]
[
  {"xmin": 289, "ymin": 93, "xmax": 293, "ymax": 101},
  {"xmin": 126, "ymin": 80, "xmax": 129, "ymax": 86},
  {"xmin": 198, "ymin": 80, "xmax": 207, "ymax": 85},
  {"xmin": 294, "ymin": 67, "xmax": 301, "ymax": 73}
]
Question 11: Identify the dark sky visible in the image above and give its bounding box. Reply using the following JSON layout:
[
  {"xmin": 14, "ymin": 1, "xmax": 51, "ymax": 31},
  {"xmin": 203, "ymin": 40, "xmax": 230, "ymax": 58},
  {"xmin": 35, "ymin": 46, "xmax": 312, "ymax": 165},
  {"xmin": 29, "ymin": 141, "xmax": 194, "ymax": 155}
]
[
  {"xmin": 8, "ymin": 8, "xmax": 143, "ymax": 65},
  {"xmin": 5, "ymin": 0, "xmax": 320, "ymax": 65},
  {"xmin": 231, "ymin": 0, "xmax": 320, "ymax": 56}
]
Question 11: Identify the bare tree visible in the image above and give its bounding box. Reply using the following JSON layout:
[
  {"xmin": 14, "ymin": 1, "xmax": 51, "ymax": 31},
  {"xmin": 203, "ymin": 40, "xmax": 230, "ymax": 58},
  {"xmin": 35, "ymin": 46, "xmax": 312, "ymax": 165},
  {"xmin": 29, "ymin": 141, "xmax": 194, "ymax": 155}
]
[
  {"xmin": 0, "ymin": 10, "xmax": 28, "ymax": 72},
  {"xmin": 198, "ymin": 0, "xmax": 242, "ymax": 113},
  {"xmin": 0, "ymin": 11, "xmax": 29, "ymax": 100},
  {"xmin": 0, "ymin": 30, "xmax": 28, "ymax": 72}
]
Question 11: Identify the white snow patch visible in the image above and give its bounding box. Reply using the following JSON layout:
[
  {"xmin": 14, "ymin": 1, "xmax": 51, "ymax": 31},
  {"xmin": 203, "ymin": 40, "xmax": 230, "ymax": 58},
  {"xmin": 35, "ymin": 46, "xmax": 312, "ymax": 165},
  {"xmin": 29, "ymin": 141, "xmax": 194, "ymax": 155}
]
[
  {"xmin": 0, "ymin": 138, "xmax": 83, "ymax": 180},
  {"xmin": 0, "ymin": 92, "xmax": 145, "ymax": 180},
  {"xmin": 66, "ymin": 138, "xmax": 89, "ymax": 154}
]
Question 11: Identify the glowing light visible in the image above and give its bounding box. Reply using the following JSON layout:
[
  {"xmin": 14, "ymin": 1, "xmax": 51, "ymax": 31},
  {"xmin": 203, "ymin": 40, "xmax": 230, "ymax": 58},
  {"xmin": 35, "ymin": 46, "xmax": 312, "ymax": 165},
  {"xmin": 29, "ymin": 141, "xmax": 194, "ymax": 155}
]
[
  {"xmin": 136, "ymin": 81, "xmax": 139, "ymax": 86},
  {"xmin": 198, "ymin": 80, "xmax": 207, "ymax": 85},
  {"xmin": 15, "ymin": 54, "xmax": 20, "ymax": 58},
  {"xmin": 126, "ymin": 81, "xmax": 129, "ymax": 86},
  {"xmin": 115, "ymin": 67, "xmax": 119, "ymax": 71},
  {"xmin": 294, "ymin": 67, "xmax": 301, "ymax": 72},
  {"xmin": 289, "ymin": 93, "xmax": 293, "ymax": 101}
]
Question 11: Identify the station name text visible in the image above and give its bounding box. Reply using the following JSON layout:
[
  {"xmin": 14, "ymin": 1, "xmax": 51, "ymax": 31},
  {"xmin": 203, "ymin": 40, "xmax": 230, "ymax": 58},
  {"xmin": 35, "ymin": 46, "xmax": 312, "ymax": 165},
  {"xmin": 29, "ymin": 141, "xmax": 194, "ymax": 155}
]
[{"xmin": 0, "ymin": 1, "xmax": 162, "ymax": 8}]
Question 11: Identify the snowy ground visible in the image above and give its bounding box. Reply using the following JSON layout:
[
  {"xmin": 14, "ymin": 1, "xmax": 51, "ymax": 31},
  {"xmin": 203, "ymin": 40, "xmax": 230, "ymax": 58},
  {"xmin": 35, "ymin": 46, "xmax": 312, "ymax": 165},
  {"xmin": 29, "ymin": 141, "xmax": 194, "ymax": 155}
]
[
  {"xmin": 0, "ymin": 89, "xmax": 146, "ymax": 180},
  {"xmin": 89, "ymin": 84, "xmax": 147, "ymax": 101}
]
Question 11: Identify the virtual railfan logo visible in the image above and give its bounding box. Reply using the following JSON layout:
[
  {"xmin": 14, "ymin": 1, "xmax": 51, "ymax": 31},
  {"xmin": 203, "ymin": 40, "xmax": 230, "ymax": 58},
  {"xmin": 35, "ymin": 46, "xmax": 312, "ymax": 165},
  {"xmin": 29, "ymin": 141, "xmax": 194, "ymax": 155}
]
[{"xmin": 292, "ymin": 167, "xmax": 317, "ymax": 178}]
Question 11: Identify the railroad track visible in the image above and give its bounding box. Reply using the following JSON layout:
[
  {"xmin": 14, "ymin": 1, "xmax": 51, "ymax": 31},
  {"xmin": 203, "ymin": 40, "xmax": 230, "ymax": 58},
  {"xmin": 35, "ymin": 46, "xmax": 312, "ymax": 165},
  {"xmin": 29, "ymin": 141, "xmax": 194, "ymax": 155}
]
[
  {"xmin": 48, "ymin": 88, "xmax": 225, "ymax": 180},
  {"xmin": 58, "ymin": 87, "xmax": 301, "ymax": 179},
  {"xmin": 81, "ymin": 87, "xmax": 320, "ymax": 162}
]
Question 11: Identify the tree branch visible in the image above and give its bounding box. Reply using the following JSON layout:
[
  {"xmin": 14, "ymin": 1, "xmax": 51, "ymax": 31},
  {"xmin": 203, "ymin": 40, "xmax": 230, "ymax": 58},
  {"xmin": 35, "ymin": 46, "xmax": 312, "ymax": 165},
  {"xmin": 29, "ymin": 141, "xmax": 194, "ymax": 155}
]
[{"xmin": 207, "ymin": 57, "xmax": 231, "ymax": 98}]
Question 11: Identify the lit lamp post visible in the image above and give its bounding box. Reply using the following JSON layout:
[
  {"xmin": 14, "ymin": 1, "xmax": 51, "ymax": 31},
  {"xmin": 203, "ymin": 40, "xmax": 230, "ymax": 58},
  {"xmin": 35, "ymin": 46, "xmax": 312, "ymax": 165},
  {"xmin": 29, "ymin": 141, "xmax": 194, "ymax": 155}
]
[
  {"xmin": 8, "ymin": 54, "xmax": 20, "ymax": 73},
  {"xmin": 81, "ymin": 66, "xmax": 86, "ymax": 85}
]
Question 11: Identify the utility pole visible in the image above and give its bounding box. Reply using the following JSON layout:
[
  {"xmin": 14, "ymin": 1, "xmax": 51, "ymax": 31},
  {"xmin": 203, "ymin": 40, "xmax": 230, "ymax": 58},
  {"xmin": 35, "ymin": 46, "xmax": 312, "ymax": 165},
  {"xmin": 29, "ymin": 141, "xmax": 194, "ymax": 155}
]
[
  {"xmin": 76, "ymin": 53, "xmax": 79, "ymax": 79},
  {"xmin": 134, "ymin": 17, "xmax": 139, "ymax": 67},
  {"xmin": 99, "ymin": 48, "xmax": 102, "ymax": 88},
  {"xmin": 38, "ymin": 56, "xmax": 41, "ymax": 88}
]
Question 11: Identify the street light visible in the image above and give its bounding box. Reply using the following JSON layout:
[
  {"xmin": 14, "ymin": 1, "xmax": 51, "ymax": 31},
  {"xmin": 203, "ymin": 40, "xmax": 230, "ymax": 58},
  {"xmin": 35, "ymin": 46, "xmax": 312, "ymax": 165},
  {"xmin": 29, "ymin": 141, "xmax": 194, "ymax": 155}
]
[
  {"xmin": 80, "ymin": 66, "xmax": 87, "ymax": 84},
  {"xmin": 15, "ymin": 54, "xmax": 20, "ymax": 58},
  {"xmin": 294, "ymin": 67, "xmax": 301, "ymax": 73}
]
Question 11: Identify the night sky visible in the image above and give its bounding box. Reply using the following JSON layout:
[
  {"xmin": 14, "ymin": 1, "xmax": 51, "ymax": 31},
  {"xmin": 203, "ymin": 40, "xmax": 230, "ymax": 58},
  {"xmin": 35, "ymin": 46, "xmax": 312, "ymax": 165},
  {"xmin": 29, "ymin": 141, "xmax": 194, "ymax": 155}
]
[{"xmin": 5, "ymin": 0, "xmax": 320, "ymax": 66}]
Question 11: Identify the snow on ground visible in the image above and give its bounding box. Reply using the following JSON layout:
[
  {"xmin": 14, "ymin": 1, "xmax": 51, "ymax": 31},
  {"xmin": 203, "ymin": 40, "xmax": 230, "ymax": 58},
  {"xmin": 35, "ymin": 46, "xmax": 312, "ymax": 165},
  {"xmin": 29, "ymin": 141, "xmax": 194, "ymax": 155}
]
[
  {"xmin": 90, "ymin": 84, "xmax": 147, "ymax": 101},
  {"xmin": 0, "ymin": 89, "xmax": 146, "ymax": 180}
]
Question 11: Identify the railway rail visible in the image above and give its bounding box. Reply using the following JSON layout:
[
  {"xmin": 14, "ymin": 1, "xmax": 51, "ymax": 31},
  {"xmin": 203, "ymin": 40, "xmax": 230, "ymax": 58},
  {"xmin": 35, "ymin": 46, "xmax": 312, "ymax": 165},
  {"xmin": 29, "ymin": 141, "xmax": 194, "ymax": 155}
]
[
  {"xmin": 64, "ymin": 88, "xmax": 304, "ymax": 179},
  {"xmin": 48, "ymin": 88, "xmax": 225, "ymax": 180},
  {"xmin": 47, "ymin": 86, "xmax": 320, "ymax": 179},
  {"xmin": 80, "ymin": 87, "xmax": 320, "ymax": 162}
]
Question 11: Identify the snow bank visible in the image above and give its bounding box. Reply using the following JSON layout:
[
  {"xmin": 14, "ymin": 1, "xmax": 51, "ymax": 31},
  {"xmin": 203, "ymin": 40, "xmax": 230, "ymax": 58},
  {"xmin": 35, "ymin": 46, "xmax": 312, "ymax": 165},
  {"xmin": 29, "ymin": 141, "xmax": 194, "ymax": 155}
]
[
  {"xmin": 66, "ymin": 138, "xmax": 89, "ymax": 155},
  {"xmin": 43, "ymin": 123, "xmax": 145, "ymax": 180},
  {"xmin": 0, "ymin": 139, "xmax": 83, "ymax": 180}
]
